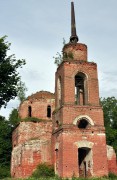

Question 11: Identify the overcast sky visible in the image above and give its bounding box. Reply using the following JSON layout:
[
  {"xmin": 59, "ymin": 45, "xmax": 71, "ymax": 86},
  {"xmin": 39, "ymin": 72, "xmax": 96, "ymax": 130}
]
[{"xmin": 0, "ymin": 0, "xmax": 117, "ymax": 118}]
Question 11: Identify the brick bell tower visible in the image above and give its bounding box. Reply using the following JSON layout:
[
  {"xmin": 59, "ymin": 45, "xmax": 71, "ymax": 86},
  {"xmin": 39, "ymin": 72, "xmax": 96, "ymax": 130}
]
[{"xmin": 52, "ymin": 2, "xmax": 108, "ymax": 178}]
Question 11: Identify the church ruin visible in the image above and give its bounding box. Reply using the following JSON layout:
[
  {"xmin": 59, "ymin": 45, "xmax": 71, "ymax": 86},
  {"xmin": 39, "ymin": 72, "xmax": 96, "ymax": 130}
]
[{"xmin": 11, "ymin": 2, "xmax": 117, "ymax": 178}]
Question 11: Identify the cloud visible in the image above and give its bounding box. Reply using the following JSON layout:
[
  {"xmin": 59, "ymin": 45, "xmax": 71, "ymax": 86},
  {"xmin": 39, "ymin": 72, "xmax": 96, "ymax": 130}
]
[{"xmin": 99, "ymin": 70, "xmax": 117, "ymax": 98}]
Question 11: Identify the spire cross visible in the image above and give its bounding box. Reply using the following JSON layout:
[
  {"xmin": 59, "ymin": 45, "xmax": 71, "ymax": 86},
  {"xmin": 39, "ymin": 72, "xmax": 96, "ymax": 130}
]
[{"xmin": 70, "ymin": 1, "xmax": 79, "ymax": 43}]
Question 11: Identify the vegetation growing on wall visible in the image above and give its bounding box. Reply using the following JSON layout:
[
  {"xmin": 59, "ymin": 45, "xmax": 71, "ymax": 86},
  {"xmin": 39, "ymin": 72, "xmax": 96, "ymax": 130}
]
[{"xmin": 53, "ymin": 38, "xmax": 74, "ymax": 67}]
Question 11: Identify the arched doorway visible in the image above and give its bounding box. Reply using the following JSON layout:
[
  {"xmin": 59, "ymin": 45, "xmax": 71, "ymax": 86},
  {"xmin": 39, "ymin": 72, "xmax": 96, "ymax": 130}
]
[{"xmin": 78, "ymin": 147, "xmax": 92, "ymax": 178}]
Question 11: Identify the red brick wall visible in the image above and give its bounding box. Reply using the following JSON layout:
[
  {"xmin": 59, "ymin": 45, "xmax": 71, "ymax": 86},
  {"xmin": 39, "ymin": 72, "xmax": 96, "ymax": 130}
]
[
  {"xmin": 12, "ymin": 121, "xmax": 52, "ymax": 147},
  {"xmin": 52, "ymin": 127, "xmax": 108, "ymax": 178},
  {"xmin": 63, "ymin": 43, "xmax": 87, "ymax": 61},
  {"xmin": 107, "ymin": 145, "xmax": 117, "ymax": 174},
  {"xmin": 11, "ymin": 121, "xmax": 52, "ymax": 178},
  {"xmin": 55, "ymin": 61, "xmax": 99, "ymax": 108},
  {"xmin": 53, "ymin": 105, "xmax": 104, "ymax": 133},
  {"xmin": 19, "ymin": 98, "xmax": 55, "ymax": 120}
]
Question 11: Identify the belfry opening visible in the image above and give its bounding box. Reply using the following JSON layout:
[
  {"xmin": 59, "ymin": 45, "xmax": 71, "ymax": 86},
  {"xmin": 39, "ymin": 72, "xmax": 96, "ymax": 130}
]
[{"xmin": 75, "ymin": 72, "xmax": 87, "ymax": 105}]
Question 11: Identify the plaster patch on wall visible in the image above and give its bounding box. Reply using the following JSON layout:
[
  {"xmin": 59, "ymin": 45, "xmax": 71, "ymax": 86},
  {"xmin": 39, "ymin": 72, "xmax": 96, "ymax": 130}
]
[
  {"xmin": 107, "ymin": 145, "xmax": 116, "ymax": 160},
  {"xmin": 75, "ymin": 140, "xmax": 94, "ymax": 149}
]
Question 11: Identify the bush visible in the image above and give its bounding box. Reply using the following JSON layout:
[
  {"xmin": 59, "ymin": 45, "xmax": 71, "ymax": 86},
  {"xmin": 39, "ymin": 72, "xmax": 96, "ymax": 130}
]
[
  {"xmin": 31, "ymin": 163, "xmax": 55, "ymax": 178},
  {"xmin": 0, "ymin": 166, "xmax": 11, "ymax": 179},
  {"xmin": 108, "ymin": 172, "xmax": 117, "ymax": 179}
]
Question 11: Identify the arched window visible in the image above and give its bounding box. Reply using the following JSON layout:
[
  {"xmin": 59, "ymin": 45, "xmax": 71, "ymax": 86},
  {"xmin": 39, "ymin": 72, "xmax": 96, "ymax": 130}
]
[
  {"xmin": 75, "ymin": 72, "xmax": 87, "ymax": 105},
  {"xmin": 77, "ymin": 119, "xmax": 89, "ymax": 129},
  {"xmin": 28, "ymin": 106, "xmax": 32, "ymax": 117},
  {"xmin": 57, "ymin": 77, "xmax": 62, "ymax": 107},
  {"xmin": 47, "ymin": 105, "xmax": 51, "ymax": 118}
]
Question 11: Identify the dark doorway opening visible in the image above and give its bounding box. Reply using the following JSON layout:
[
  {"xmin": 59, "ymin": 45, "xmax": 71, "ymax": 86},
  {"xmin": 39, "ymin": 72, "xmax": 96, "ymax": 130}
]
[{"xmin": 78, "ymin": 147, "xmax": 91, "ymax": 178}]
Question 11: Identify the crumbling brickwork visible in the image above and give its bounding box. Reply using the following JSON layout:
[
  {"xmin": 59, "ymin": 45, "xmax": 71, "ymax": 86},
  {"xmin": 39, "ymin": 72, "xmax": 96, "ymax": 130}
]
[
  {"xmin": 107, "ymin": 145, "xmax": 117, "ymax": 174},
  {"xmin": 11, "ymin": 92, "xmax": 55, "ymax": 178},
  {"xmin": 19, "ymin": 91, "xmax": 55, "ymax": 120},
  {"xmin": 63, "ymin": 43, "xmax": 87, "ymax": 62}
]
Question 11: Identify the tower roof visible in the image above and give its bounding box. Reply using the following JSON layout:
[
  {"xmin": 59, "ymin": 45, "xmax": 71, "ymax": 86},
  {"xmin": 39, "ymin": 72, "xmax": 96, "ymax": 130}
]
[{"xmin": 70, "ymin": 2, "xmax": 79, "ymax": 43}]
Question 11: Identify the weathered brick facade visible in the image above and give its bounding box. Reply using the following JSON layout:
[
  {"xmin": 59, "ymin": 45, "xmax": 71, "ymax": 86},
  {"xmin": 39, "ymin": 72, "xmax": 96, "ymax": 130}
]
[{"xmin": 11, "ymin": 91, "xmax": 55, "ymax": 178}]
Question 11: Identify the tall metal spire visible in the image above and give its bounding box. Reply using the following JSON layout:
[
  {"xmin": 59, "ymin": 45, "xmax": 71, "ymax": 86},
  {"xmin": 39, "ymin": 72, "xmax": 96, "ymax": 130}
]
[{"xmin": 70, "ymin": 2, "xmax": 79, "ymax": 43}]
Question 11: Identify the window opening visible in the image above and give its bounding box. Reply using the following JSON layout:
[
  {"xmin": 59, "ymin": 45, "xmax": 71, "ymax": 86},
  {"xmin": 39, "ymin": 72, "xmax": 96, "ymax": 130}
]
[
  {"xmin": 47, "ymin": 105, "xmax": 51, "ymax": 118},
  {"xmin": 28, "ymin": 106, "xmax": 32, "ymax": 117},
  {"xmin": 78, "ymin": 119, "xmax": 89, "ymax": 129}
]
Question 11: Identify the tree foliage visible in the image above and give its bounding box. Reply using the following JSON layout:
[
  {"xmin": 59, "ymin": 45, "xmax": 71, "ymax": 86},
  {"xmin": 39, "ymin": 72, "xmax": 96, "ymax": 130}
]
[
  {"xmin": 101, "ymin": 97, "xmax": 117, "ymax": 128},
  {"xmin": 0, "ymin": 36, "xmax": 26, "ymax": 108},
  {"xmin": 9, "ymin": 108, "xmax": 20, "ymax": 127},
  {"xmin": 17, "ymin": 81, "xmax": 27, "ymax": 103},
  {"xmin": 101, "ymin": 97, "xmax": 117, "ymax": 153},
  {"xmin": 0, "ymin": 116, "xmax": 12, "ymax": 166}
]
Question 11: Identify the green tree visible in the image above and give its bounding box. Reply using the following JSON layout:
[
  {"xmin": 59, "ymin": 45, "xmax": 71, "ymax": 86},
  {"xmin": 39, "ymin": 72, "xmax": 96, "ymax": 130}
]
[
  {"xmin": 101, "ymin": 97, "xmax": 117, "ymax": 153},
  {"xmin": 17, "ymin": 81, "xmax": 27, "ymax": 102},
  {"xmin": 0, "ymin": 116, "xmax": 12, "ymax": 166},
  {"xmin": 0, "ymin": 36, "xmax": 26, "ymax": 108},
  {"xmin": 0, "ymin": 115, "xmax": 12, "ymax": 178},
  {"xmin": 9, "ymin": 108, "xmax": 20, "ymax": 127},
  {"xmin": 101, "ymin": 97, "xmax": 117, "ymax": 128}
]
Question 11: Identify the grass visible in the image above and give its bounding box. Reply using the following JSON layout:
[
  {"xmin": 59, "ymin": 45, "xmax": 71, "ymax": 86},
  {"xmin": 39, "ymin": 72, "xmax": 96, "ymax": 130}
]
[
  {"xmin": 1, "ymin": 175, "xmax": 117, "ymax": 180},
  {"xmin": 1, "ymin": 164, "xmax": 117, "ymax": 180},
  {"xmin": 1, "ymin": 177, "xmax": 117, "ymax": 180}
]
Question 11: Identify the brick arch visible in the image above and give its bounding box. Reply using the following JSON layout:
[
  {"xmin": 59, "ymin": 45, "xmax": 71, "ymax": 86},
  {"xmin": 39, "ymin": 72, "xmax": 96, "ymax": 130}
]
[
  {"xmin": 72, "ymin": 70, "xmax": 88, "ymax": 79},
  {"xmin": 73, "ymin": 115, "xmax": 94, "ymax": 126}
]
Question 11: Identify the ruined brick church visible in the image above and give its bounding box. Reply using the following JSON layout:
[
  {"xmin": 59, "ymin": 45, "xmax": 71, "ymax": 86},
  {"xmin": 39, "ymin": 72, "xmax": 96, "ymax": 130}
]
[{"xmin": 11, "ymin": 2, "xmax": 117, "ymax": 178}]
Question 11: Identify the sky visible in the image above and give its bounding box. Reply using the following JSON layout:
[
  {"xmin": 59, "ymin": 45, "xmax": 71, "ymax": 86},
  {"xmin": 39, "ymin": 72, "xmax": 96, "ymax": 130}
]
[{"xmin": 0, "ymin": 0, "xmax": 117, "ymax": 118}]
